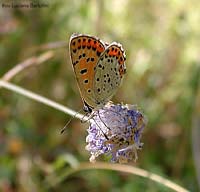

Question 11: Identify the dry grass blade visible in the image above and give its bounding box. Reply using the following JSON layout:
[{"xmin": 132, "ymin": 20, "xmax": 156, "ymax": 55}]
[
  {"xmin": 45, "ymin": 162, "xmax": 189, "ymax": 192},
  {"xmin": 2, "ymin": 51, "xmax": 54, "ymax": 81},
  {"xmin": 31, "ymin": 41, "xmax": 67, "ymax": 52}
]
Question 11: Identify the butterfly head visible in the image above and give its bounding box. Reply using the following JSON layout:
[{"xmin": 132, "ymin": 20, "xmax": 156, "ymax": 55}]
[{"xmin": 83, "ymin": 100, "xmax": 93, "ymax": 113}]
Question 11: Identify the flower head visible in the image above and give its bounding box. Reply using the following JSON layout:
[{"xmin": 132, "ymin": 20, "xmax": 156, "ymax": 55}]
[{"xmin": 85, "ymin": 102, "xmax": 147, "ymax": 163}]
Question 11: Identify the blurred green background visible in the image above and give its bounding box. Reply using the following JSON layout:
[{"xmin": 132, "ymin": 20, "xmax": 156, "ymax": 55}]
[{"xmin": 0, "ymin": 0, "xmax": 200, "ymax": 191}]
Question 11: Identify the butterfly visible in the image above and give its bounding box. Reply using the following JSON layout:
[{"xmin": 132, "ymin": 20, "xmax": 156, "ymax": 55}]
[{"xmin": 69, "ymin": 33, "xmax": 126, "ymax": 113}]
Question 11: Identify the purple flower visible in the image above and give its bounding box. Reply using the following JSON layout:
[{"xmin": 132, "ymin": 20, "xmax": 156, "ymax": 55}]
[{"xmin": 85, "ymin": 102, "xmax": 147, "ymax": 163}]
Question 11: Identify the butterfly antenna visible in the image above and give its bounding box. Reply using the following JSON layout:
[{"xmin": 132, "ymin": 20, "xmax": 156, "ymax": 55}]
[
  {"xmin": 60, "ymin": 108, "xmax": 83, "ymax": 134},
  {"xmin": 60, "ymin": 118, "xmax": 73, "ymax": 134}
]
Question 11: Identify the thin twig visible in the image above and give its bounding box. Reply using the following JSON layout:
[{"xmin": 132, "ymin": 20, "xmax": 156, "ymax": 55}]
[
  {"xmin": 31, "ymin": 41, "xmax": 67, "ymax": 52},
  {"xmin": 46, "ymin": 162, "xmax": 189, "ymax": 192},
  {"xmin": 2, "ymin": 51, "xmax": 54, "ymax": 81},
  {"xmin": 0, "ymin": 80, "xmax": 87, "ymax": 121}
]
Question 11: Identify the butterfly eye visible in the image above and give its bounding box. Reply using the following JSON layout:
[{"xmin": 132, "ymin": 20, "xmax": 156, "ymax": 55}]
[{"xmin": 83, "ymin": 101, "xmax": 93, "ymax": 113}]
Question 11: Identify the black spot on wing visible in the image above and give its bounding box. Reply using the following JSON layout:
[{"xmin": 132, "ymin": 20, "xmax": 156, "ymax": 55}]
[
  {"xmin": 97, "ymin": 51, "xmax": 101, "ymax": 56},
  {"xmin": 80, "ymin": 68, "xmax": 87, "ymax": 74}
]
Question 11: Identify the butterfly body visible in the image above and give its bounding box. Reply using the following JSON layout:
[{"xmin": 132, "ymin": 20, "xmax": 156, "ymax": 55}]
[{"xmin": 69, "ymin": 33, "xmax": 126, "ymax": 112}]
